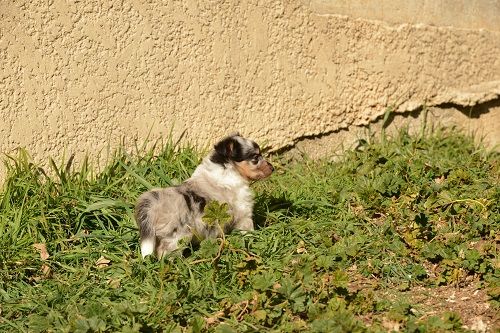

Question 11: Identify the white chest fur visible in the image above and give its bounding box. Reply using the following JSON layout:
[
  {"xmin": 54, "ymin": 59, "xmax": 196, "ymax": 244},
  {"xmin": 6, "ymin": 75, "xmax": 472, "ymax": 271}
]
[{"xmin": 191, "ymin": 159, "xmax": 254, "ymax": 214}]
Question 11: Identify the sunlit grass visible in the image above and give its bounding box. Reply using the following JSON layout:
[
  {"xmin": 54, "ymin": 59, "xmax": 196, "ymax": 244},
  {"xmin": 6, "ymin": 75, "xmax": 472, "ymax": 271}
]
[{"xmin": 0, "ymin": 128, "xmax": 498, "ymax": 332}]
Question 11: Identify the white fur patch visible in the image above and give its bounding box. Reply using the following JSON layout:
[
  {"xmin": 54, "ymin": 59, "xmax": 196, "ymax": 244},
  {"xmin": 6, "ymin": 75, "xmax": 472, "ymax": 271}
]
[
  {"xmin": 193, "ymin": 158, "xmax": 247, "ymax": 189},
  {"xmin": 141, "ymin": 239, "xmax": 155, "ymax": 258}
]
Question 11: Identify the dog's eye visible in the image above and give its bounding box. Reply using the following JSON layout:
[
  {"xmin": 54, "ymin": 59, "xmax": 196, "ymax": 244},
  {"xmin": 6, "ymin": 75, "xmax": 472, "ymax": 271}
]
[{"xmin": 250, "ymin": 155, "xmax": 260, "ymax": 165}]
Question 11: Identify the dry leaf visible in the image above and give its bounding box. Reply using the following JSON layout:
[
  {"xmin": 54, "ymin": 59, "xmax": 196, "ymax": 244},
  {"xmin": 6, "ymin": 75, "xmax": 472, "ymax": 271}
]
[
  {"xmin": 382, "ymin": 318, "xmax": 401, "ymax": 332},
  {"xmin": 434, "ymin": 175, "xmax": 445, "ymax": 184},
  {"xmin": 31, "ymin": 263, "xmax": 52, "ymax": 282},
  {"xmin": 33, "ymin": 243, "xmax": 50, "ymax": 260},
  {"xmin": 96, "ymin": 256, "xmax": 111, "ymax": 268},
  {"xmin": 41, "ymin": 264, "xmax": 51, "ymax": 276},
  {"xmin": 205, "ymin": 310, "xmax": 224, "ymax": 325}
]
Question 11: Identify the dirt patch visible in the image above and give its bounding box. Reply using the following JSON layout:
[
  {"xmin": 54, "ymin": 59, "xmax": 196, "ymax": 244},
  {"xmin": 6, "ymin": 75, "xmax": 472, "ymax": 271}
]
[
  {"xmin": 366, "ymin": 283, "xmax": 499, "ymax": 332},
  {"xmin": 409, "ymin": 284, "xmax": 498, "ymax": 332}
]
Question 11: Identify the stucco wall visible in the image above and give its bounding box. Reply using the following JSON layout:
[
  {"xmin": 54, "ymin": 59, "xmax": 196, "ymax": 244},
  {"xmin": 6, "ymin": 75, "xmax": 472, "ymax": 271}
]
[{"xmin": 1, "ymin": 0, "xmax": 499, "ymax": 181}]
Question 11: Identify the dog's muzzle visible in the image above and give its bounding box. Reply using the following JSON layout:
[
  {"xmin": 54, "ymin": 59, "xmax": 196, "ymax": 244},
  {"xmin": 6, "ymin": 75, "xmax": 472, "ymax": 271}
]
[{"xmin": 261, "ymin": 161, "xmax": 274, "ymax": 178}]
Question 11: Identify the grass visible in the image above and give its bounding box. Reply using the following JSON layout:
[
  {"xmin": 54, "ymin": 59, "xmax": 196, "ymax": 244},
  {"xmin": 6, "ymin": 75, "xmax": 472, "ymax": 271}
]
[{"xmin": 0, "ymin": 128, "xmax": 498, "ymax": 332}]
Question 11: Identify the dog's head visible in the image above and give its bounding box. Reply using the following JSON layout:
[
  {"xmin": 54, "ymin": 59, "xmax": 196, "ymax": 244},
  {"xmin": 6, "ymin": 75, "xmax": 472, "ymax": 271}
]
[{"xmin": 210, "ymin": 133, "xmax": 274, "ymax": 181}]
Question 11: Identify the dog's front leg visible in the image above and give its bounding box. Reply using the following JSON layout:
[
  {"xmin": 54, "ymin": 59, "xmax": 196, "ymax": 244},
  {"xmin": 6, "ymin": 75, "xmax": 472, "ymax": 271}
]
[
  {"xmin": 230, "ymin": 204, "xmax": 254, "ymax": 232},
  {"xmin": 233, "ymin": 217, "xmax": 254, "ymax": 232}
]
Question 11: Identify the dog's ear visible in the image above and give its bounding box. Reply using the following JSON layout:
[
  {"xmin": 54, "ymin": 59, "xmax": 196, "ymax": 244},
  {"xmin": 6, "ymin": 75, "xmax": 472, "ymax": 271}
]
[
  {"xmin": 214, "ymin": 136, "xmax": 235, "ymax": 158},
  {"xmin": 211, "ymin": 136, "xmax": 239, "ymax": 165}
]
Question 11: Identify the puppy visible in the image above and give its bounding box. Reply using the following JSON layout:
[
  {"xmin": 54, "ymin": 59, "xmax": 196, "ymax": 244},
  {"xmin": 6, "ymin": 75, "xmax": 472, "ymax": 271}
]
[{"xmin": 135, "ymin": 133, "xmax": 274, "ymax": 258}]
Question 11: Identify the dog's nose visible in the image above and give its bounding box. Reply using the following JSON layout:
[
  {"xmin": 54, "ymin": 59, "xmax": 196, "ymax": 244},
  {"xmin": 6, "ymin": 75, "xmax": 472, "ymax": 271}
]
[{"xmin": 268, "ymin": 162, "xmax": 274, "ymax": 172}]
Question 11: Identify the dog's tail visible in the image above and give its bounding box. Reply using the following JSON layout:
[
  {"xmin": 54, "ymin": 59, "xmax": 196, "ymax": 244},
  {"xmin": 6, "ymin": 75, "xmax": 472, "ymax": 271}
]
[{"xmin": 135, "ymin": 193, "xmax": 157, "ymax": 258}]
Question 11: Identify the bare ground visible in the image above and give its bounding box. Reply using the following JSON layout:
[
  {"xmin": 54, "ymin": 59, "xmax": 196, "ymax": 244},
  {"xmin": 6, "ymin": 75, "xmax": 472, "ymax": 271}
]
[{"xmin": 360, "ymin": 282, "xmax": 499, "ymax": 332}]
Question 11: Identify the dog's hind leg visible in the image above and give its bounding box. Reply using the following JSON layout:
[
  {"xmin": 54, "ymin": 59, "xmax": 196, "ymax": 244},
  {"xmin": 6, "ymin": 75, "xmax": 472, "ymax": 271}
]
[
  {"xmin": 154, "ymin": 220, "xmax": 194, "ymax": 258},
  {"xmin": 155, "ymin": 238, "xmax": 180, "ymax": 258},
  {"xmin": 135, "ymin": 193, "xmax": 158, "ymax": 258}
]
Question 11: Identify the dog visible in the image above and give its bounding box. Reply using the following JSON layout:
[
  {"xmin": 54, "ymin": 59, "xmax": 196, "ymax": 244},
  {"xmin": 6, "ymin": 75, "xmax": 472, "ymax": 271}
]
[{"xmin": 135, "ymin": 133, "xmax": 274, "ymax": 258}]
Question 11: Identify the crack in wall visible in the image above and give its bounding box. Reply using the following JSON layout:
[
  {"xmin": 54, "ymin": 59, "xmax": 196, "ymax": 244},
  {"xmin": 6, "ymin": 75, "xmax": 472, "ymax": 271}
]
[{"xmin": 275, "ymin": 96, "xmax": 500, "ymax": 157}]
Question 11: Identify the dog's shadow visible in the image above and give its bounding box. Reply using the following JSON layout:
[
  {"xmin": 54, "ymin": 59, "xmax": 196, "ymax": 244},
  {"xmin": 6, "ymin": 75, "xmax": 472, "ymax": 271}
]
[{"xmin": 253, "ymin": 192, "xmax": 296, "ymax": 230}]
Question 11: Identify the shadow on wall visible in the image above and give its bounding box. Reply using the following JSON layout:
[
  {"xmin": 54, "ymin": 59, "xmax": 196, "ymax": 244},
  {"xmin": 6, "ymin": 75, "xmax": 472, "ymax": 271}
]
[
  {"xmin": 381, "ymin": 98, "xmax": 499, "ymax": 129},
  {"xmin": 276, "ymin": 98, "xmax": 500, "ymax": 160},
  {"xmin": 440, "ymin": 99, "xmax": 499, "ymax": 119}
]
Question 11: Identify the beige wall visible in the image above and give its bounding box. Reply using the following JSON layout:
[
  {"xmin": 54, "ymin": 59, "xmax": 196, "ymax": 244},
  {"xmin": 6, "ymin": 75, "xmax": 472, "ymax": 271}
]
[{"xmin": 1, "ymin": 0, "xmax": 499, "ymax": 181}]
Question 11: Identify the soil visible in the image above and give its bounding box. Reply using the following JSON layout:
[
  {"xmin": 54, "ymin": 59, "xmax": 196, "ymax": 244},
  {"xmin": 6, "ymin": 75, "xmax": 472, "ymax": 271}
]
[
  {"xmin": 364, "ymin": 282, "xmax": 499, "ymax": 332},
  {"xmin": 408, "ymin": 283, "xmax": 498, "ymax": 332}
]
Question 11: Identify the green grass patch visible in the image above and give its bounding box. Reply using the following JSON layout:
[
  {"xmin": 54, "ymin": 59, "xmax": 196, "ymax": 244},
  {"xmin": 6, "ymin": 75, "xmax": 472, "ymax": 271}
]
[{"xmin": 0, "ymin": 129, "xmax": 498, "ymax": 332}]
